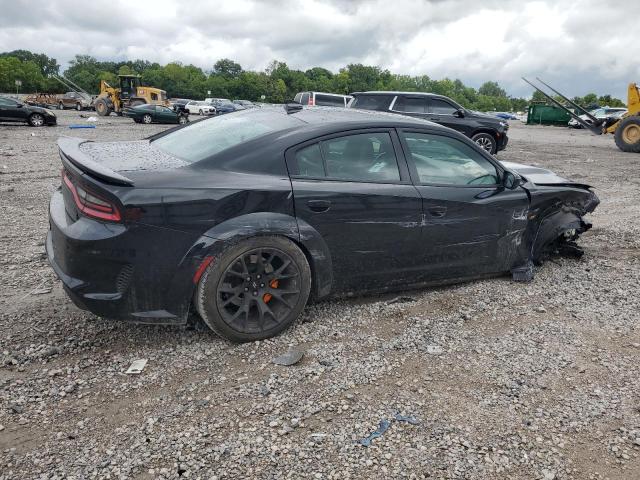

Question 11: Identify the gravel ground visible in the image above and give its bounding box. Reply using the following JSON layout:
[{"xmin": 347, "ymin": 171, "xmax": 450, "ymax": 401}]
[{"xmin": 1, "ymin": 111, "xmax": 639, "ymax": 479}]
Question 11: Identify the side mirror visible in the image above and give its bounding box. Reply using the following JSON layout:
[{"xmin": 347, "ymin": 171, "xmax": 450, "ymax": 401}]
[
  {"xmin": 453, "ymin": 108, "xmax": 465, "ymax": 118},
  {"xmin": 503, "ymin": 170, "xmax": 522, "ymax": 190}
]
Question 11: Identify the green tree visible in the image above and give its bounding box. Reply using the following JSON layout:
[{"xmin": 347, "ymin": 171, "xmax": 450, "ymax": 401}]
[
  {"xmin": 478, "ymin": 81, "xmax": 507, "ymax": 98},
  {"xmin": 213, "ymin": 58, "xmax": 243, "ymax": 78}
]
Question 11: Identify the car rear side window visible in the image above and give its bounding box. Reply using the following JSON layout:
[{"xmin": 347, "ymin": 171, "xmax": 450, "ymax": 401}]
[
  {"xmin": 314, "ymin": 94, "xmax": 345, "ymax": 107},
  {"xmin": 294, "ymin": 132, "xmax": 400, "ymax": 182},
  {"xmin": 429, "ymin": 99, "xmax": 458, "ymax": 114},
  {"xmin": 300, "ymin": 93, "xmax": 310, "ymax": 105},
  {"xmin": 350, "ymin": 95, "xmax": 394, "ymax": 111},
  {"xmin": 393, "ymin": 96, "xmax": 428, "ymax": 113},
  {"xmin": 401, "ymin": 132, "xmax": 499, "ymax": 186},
  {"xmin": 153, "ymin": 110, "xmax": 302, "ymax": 164},
  {"xmin": 294, "ymin": 144, "xmax": 325, "ymax": 177}
]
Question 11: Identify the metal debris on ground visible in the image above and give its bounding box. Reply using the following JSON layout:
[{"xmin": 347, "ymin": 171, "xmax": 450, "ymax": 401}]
[
  {"xmin": 387, "ymin": 296, "xmax": 416, "ymax": 305},
  {"xmin": 360, "ymin": 414, "xmax": 420, "ymax": 446},
  {"xmin": 69, "ymin": 125, "xmax": 96, "ymax": 129},
  {"xmin": 31, "ymin": 287, "xmax": 52, "ymax": 295},
  {"xmin": 360, "ymin": 419, "xmax": 391, "ymax": 447},
  {"xmin": 272, "ymin": 348, "xmax": 304, "ymax": 366},
  {"xmin": 125, "ymin": 359, "xmax": 148, "ymax": 374}
]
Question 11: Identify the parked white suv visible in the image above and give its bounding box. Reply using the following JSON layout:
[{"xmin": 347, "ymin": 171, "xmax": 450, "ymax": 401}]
[
  {"xmin": 293, "ymin": 91, "xmax": 352, "ymax": 107},
  {"xmin": 185, "ymin": 101, "xmax": 216, "ymax": 115}
]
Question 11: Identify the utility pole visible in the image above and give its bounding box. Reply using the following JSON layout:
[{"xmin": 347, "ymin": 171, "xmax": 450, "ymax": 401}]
[{"xmin": 15, "ymin": 79, "xmax": 22, "ymax": 96}]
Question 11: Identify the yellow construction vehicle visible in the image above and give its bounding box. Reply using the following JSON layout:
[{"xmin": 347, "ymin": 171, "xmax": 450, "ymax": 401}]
[
  {"xmin": 523, "ymin": 78, "xmax": 640, "ymax": 153},
  {"xmin": 93, "ymin": 75, "xmax": 169, "ymax": 116}
]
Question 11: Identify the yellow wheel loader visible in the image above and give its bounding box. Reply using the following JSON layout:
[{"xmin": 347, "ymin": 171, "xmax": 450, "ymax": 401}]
[
  {"xmin": 93, "ymin": 75, "xmax": 169, "ymax": 116},
  {"xmin": 523, "ymin": 77, "xmax": 640, "ymax": 153}
]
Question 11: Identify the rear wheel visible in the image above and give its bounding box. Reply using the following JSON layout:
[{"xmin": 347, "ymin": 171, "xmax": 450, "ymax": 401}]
[
  {"xmin": 614, "ymin": 116, "xmax": 640, "ymax": 153},
  {"xmin": 28, "ymin": 113, "xmax": 45, "ymax": 127},
  {"xmin": 142, "ymin": 114, "xmax": 153, "ymax": 124},
  {"xmin": 94, "ymin": 98, "xmax": 111, "ymax": 116},
  {"xmin": 196, "ymin": 236, "xmax": 311, "ymax": 342},
  {"xmin": 198, "ymin": 109, "xmax": 203, "ymax": 115},
  {"xmin": 178, "ymin": 115, "xmax": 188, "ymax": 125},
  {"xmin": 472, "ymin": 132, "xmax": 497, "ymax": 154}
]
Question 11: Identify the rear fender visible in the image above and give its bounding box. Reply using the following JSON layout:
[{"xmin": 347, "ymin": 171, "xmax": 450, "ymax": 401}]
[{"xmin": 166, "ymin": 213, "xmax": 333, "ymax": 311}]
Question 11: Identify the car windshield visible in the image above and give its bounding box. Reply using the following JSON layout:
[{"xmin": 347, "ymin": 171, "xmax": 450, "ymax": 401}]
[{"xmin": 152, "ymin": 109, "xmax": 302, "ymax": 164}]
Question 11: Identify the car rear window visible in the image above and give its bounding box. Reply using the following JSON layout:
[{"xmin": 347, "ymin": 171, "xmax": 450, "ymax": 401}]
[
  {"xmin": 350, "ymin": 94, "xmax": 394, "ymax": 111},
  {"xmin": 314, "ymin": 94, "xmax": 345, "ymax": 107},
  {"xmin": 152, "ymin": 109, "xmax": 302, "ymax": 164}
]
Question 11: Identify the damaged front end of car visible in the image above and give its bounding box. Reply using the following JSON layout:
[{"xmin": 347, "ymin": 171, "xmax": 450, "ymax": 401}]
[{"xmin": 503, "ymin": 161, "xmax": 600, "ymax": 282}]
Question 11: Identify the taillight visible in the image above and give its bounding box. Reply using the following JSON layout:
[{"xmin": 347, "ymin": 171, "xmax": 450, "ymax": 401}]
[{"xmin": 62, "ymin": 170, "xmax": 121, "ymax": 222}]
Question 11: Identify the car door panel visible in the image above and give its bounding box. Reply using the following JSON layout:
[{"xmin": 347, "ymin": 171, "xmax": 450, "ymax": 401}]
[
  {"xmin": 287, "ymin": 130, "xmax": 423, "ymax": 291},
  {"xmin": 398, "ymin": 129, "xmax": 530, "ymax": 279},
  {"xmin": 427, "ymin": 98, "xmax": 472, "ymax": 136}
]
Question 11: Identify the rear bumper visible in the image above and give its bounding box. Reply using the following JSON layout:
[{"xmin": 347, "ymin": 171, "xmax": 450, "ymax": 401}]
[{"xmin": 46, "ymin": 189, "xmax": 200, "ymax": 324}]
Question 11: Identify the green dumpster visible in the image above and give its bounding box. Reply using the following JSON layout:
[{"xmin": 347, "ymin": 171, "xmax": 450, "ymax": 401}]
[{"xmin": 526, "ymin": 103, "xmax": 572, "ymax": 126}]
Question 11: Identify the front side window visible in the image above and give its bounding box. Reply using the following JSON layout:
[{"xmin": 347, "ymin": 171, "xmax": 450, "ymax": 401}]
[
  {"xmin": 401, "ymin": 132, "xmax": 499, "ymax": 186},
  {"xmin": 0, "ymin": 97, "xmax": 18, "ymax": 106},
  {"xmin": 294, "ymin": 132, "xmax": 400, "ymax": 182},
  {"xmin": 429, "ymin": 99, "xmax": 458, "ymax": 115},
  {"xmin": 151, "ymin": 92, "xmax": 158, "ymax": 101},
  {"xmin": 393, "ymin": 96, "xmax": 428, "ymax": 113}
]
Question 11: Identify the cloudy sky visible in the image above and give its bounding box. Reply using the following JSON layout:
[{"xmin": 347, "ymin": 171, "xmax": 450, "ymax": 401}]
[{"xmin": 1, "ymin": 0, "xmax": 638, "ymax": 99}]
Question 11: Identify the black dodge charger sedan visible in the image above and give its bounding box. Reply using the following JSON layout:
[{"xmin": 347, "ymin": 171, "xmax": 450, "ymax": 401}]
[{"xmin": 47, "ymin": 106, "xmax": 598, "ymax": 342}]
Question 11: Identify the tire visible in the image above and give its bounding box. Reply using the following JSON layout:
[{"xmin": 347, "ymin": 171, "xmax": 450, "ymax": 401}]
[
  {"xmin": 196, "ymin": 236, "xmax": 312, "ymax": 342},
  {"xmin": 76, "ymin": 103, "xmax": 82, "ymax": 111},
  {"xmin": 142, "ymin": 114, "xmax": 153, "ymax": 124},
  {"xmin": 28, "ymin": 113, "xmax": 45, "ymax": 127},
  {"xmin": 472, "ymin": 132, "xmax": 497, "ymax": 154},
  {"xmin": 614, "ymin": 116, "xmax": 640, "ymax": 153},
  {"xmin": 178, "ymin": 115, "xmax": 188, "ymax": 125},
  {"xmin": 94, "ymin": 99, "xmax": 111, "ymax": 117},
  {"xmin": 198, "ymin": 109, "xmax": 203, "ymax": 115},
  {"xmin": 58, "ymin": 102, "xmax": 64, "ymax": 110}
]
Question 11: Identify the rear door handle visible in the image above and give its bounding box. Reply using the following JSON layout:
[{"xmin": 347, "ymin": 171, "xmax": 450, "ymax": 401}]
[
  {"xmin": 428, "ymin": 206, "xmax": 447, "ymax": 218},
  {"xmin": 307, "ymin": 200, "xmax": 331, "ymax": 212}
]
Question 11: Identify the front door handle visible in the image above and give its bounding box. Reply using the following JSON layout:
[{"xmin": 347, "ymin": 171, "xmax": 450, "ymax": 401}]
[
  {"xmin": 428, "ymin": 206, "xmax": 447, "ymax": 218},
  {"xmin": 307, "ymin": 200, "xmax": 331, "ymax": 212}
]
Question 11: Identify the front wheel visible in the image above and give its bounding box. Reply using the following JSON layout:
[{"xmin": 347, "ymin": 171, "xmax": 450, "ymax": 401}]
[
  {"xmin": 472, "ymin": 132, "xmax": 497, "ymax": 154},
  {"xmin": 28, "ymin": 113, "xmax": 45, "ymax": 127},
  {"xmin": 76, "ymin": 103, "xmax": 82, "ymax": 111},
  {"xmin": 614, "ymin": 116, "xmax": 640, "ymax": 153},
  {"xmin": 58, "ymin": 102, "xmax": 64, "ymax": 110},
  {"xmin": 196, "ymin": 236, "xmax": 312, "ymax": 342},
  {"xmin": 142, "ymin": 114, "xmax": 153, "ymax": 124},
  {"xmin": 198, "ymin": 109, "xmax": 203, "ymax": 115}
]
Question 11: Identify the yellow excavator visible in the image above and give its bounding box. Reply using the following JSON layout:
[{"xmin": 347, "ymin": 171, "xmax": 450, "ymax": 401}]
[
  {"xmin": 93, "ymin": 75, "xmax": 169, "ymax": 116},
  {"xmin": 524, "ymin": 77, "xmax": 640, "ymax": 153}
]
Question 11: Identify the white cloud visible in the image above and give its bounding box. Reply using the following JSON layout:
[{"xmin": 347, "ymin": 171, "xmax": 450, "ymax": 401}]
[{"xmin": 0, "ymin": 0, "xmax": 637, "ymax": 98}]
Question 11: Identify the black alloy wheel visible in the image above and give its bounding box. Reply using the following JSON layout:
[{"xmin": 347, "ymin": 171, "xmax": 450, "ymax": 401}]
[{"xmin": 196, "ymin": 236, "xmax": 311, "ymax": 342}]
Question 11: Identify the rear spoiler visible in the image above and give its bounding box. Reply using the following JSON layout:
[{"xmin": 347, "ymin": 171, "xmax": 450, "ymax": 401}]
[{"xmin": 57, "ymin": 137, "xmax": 135, "ymax": 186}]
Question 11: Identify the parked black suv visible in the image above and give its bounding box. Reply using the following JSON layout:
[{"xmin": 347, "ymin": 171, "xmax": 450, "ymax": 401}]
[{"xmin": 349, "ymin": 92, "xmax": 508, "ymax": 154}]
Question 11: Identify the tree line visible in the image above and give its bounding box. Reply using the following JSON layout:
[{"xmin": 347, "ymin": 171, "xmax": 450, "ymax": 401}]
[{"xmin": 0, "ymin": 50, "xmax": 625, "ymax": 111}]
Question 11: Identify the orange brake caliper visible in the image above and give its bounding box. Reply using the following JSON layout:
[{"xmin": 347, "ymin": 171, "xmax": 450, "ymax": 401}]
[{"xmin": 263, "ymin": 279, "xmax": 279, "ymax": 303}]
